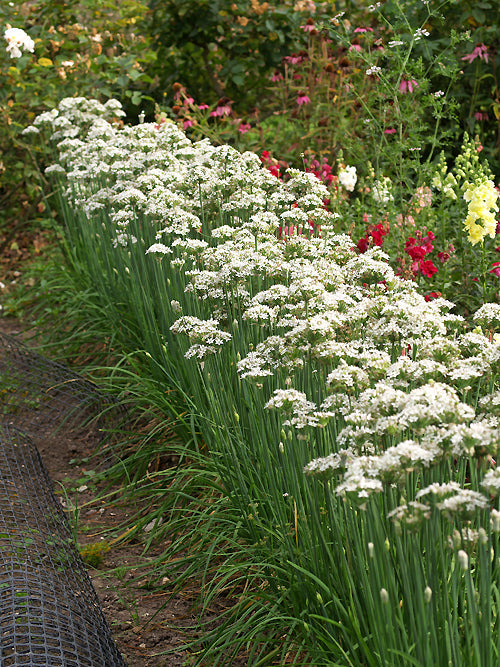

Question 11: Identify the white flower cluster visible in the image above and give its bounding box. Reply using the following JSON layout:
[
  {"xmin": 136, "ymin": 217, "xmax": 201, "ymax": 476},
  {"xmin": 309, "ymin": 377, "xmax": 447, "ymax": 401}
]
[
  {"xmin": 338, "ymin": 165, "xmax": 357, "ymax": 192},
  {"xmin": 170, "ymin": 316, "xmax": 231, "ymax": 359},
  {"xmin": 32, "ymin": 96, "xmax": 500, "ymax": 536},
  {"xmin": 4, "ymin": 27, "xmax": 35, "ymax": 59}
]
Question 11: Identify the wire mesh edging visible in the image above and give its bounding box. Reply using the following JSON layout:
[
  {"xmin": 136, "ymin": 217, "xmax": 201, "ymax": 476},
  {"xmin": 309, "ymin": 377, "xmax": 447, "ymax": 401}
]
[
  {"xmin": 0, "ymin": 331, "xmax": 126, "ymax": 442},
  {"xmin": 0, "ymin": 332, "xmax": 128, "ymax": 665},
  {"xmin": 0, "ymin": 423, "xmax": 126, "ymax": 666}
]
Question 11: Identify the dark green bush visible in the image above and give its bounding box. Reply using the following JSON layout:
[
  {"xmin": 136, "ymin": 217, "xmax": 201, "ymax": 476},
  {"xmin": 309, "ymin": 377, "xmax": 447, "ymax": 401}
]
[
  {"xmin": 147, "ymin": 0, "xmax": 327, "ymax": 110},
  {"xmin": 0, "ymin": 0, "xmax": 155, "ymax": 244}
]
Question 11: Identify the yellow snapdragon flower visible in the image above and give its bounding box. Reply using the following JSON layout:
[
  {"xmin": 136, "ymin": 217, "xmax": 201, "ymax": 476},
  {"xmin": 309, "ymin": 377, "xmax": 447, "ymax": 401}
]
[{"xmin": 463, "ymin": 180, "xmax": 499, "ymax": 245}]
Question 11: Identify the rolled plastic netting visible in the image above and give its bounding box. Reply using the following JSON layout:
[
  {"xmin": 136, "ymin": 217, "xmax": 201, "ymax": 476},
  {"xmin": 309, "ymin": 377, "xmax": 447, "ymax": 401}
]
[
  {"xmin": 0, "ymin": 332, "xmax": 126, "ymax": 665},
  {"xmin": 0, "ymin": 332, "xmax": 122, "ymax": 439},
  {"xmin": 0, "ymin": 423, "xmax": 125, "ymax": 666}
]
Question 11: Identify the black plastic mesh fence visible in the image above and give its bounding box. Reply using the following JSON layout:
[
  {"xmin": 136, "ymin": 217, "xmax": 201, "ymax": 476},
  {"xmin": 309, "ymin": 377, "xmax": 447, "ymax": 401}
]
[
  {"xmin": 0, "ymin": 333, "xmax": 126, "ymax": 665},
  {"xmin": 0, "ymin": 332, "xmax": 121, "ymax": 440}
]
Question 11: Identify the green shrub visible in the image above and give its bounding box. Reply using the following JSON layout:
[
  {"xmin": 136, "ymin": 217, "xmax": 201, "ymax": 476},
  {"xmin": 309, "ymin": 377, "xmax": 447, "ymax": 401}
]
[
  {"xmin": 147, "ymin": 0, "xmax": 329, "ymax": 111},
  {"xmin": 0, "ymin": 0, "xmax": 155, "ymax": 245}
]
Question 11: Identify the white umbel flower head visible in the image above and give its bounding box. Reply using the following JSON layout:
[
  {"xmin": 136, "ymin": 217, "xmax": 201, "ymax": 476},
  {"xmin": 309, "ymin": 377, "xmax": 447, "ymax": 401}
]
[{"xmin": 4, "ymin": 27, "xmax": 35, "ymax": 58}]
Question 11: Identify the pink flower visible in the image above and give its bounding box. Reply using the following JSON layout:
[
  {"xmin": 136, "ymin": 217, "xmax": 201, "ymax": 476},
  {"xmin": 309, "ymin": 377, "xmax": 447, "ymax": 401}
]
[
  {"xmin": 354, "ymin": 27, "xmax": 373, "ymax": 33},
  {"xmin": 474, "ymin": 111, "xmax": 489, "ymax": 121},
  {"xmin": 384, "ymin": 128, "xmax": 396, "ymax": 134},
  {"xmin": 462, "ymin": 43, "xmax": 489, "ymax": 64},
  {"xmin": 349, "ymin": 44, "xmax": 362, "ymax": 52},
  {"xmin": 300, "ymin": 23, "xmax": 316, "ymax": 32},
  {"xmin": 238, "ymin": 122, "xmax": 251, "ymax": 133},
  {"xmin": 399, "ymin": 79, "xmax": 418, "ymax": 94},
  {"xmin": 210, "ymin": 103, "xmax": 231, "ymax": 117},
  {"xmin": 284, "ymin": 53, "xmax": 306, "ymax": 65},
  {"xmin": 297, "ymin": 93, "xmax": 311, "ymax": 105},
  {"xmin": 183, "ymin": 119, "xmax": 193, "ymax": 129},
  {"xmin": 271, "ymin": 71, "xmax": 283, "ymax": 82},
  {"xmin": 183, "ymin": 97, "xmax": 194, "ymax": 106},
  {"xmin": 198, "ymin": 104, "xmax": 209, "ymax": 110}
]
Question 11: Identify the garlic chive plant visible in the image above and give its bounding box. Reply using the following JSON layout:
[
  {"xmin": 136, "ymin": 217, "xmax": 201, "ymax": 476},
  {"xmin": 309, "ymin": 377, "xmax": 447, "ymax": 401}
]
[{"xmin": 29, "ymin": 96, "xmax": 500, "ymax": 665}]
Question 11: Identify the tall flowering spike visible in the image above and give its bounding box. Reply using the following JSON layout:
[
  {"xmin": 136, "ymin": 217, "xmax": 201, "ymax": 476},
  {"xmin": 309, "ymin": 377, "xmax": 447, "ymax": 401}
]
[{"xmin": 463, "ymin": 179, "xmax": 499, "ymax": 245}]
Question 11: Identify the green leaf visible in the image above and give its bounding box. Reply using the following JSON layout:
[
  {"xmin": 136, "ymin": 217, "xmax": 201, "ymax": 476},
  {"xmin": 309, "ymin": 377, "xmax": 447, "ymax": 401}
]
[{"xmin": 131, "ymin": 90, "xmax": 142, "ymax": 105}]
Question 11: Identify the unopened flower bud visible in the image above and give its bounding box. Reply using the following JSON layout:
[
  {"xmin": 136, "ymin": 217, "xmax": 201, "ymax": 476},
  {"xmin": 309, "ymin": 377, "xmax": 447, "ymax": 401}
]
[
  {"xmin": 368, "ymin": 542, "xmax": 374, "ymax": 558},
  {"xmin": 380, "ymin": 588, "xmax": 389, "ymax": 604},
  {"xmin": 424, "ymin": 586, "xmax": 432, "ymax": 603},
  {"xmin": 458, "ymin": 549, "xmax": 469, "ymax": 570}
]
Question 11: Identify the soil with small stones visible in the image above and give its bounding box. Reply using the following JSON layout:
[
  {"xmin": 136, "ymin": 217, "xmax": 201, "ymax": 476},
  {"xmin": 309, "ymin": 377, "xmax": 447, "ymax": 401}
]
[{"xmin": 0, "ymin": 315, "xmax": 246, "ymax": 667}]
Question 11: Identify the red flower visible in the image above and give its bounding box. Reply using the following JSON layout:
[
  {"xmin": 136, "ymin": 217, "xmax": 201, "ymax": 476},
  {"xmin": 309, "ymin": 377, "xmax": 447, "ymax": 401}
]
[
  {"xmin": 424, "ymin": 291, "xmax": 440, "ymax": 301},
  {"xmin": 357, "ymin": 236, "xmax": 369, "ymax": 252},
  {"xmin": 437, "ymin": 251, "xmax": 450, "ymax": 263},
  {"xmin": 371, "ymin": 224, "xmax": 386, "ymax": 246},
  {"xmin": 420, "ymin": 260, "xmax": 438, "ymax": 278},
  {"xmin": 357, "ymin": 222, "xmax": 388, "ymax": 253},
  {"xmin": 407, "ymin": 245, "xmax": 427, "ymax": 261},
  {"xmin": 490, "ymin": 262, "xmax": 500, "ymax": 277}
]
